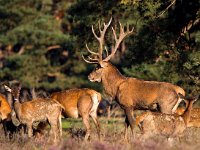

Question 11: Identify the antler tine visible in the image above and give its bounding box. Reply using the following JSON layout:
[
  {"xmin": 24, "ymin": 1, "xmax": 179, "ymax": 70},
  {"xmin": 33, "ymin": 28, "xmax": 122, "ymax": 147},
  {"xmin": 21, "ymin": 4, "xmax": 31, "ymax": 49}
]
[
  {"xmin": 103, "ymin": 21, "xmax": 134, "ymax": 62},
  {"xmin": 105, "ymin": 46, "xmax": 109, "ymax": 57},
  {"xmin": 92, "ymin": 25, "xmax": 99, "ymax": 41},
  {"xmin": 88, "ymin": 56, "xmax": 99, "ymax": 61},
  {"xmin": 82, "ymin": 55, "xmax": 99, "ymax": 64},
  {"xmin": 83, "ymin": 17, "xmax": 112, "ymax": 64},
  {"xmin": 86, "ymin": 43, "xmax": 98, "ymax": 56},
  {"xmin": 91, "ymin": 17, "xmax": 112, "ymax": 62}
]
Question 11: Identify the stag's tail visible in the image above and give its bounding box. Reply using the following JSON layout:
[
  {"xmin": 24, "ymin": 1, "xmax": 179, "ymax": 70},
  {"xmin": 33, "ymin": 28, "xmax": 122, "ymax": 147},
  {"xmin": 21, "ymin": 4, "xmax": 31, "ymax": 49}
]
[{"xmin": 172, "ymin": 93, "xmax": 186, "ymax": 113}]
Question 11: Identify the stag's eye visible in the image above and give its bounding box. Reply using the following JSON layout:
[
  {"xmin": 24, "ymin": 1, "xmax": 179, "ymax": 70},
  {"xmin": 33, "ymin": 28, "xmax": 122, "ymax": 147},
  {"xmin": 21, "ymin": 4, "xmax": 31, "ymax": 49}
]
[{"xmin": 95, "ymin": 66, "xmax": 101, "ymax": 70}]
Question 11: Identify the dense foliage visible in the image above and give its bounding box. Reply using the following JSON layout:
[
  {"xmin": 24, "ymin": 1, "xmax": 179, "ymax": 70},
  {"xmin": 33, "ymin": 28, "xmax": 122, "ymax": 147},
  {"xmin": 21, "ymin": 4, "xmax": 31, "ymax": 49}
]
[{"xmin": 0, "ymin": 0, "xmax": 199, "ymax": 96}]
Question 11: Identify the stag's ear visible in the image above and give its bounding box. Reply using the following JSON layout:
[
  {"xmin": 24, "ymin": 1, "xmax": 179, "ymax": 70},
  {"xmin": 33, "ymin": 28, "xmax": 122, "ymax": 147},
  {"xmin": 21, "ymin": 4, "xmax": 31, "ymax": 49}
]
[
  {"xmin": 99, "ymin": 61, "xmax": 109, "ymax": 68},
  {"xmin": 4, "ymin": 85, "xmax": 12, "ymax": 92}
]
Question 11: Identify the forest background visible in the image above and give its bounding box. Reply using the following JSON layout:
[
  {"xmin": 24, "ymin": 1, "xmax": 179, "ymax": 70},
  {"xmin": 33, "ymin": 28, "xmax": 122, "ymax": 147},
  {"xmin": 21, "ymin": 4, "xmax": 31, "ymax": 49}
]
[{"xmin": 0, "ymin": 0, "xmax": 199, "ymax": 98}]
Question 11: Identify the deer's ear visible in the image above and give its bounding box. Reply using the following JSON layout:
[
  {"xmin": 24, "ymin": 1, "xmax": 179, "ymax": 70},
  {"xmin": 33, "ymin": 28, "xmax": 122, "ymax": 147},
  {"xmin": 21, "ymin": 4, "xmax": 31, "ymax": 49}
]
[
  {"xmin": 4, "ymin": 85, "xmax": 12, "ymax": 92},
  {"xmin": 100, "ymin": 61, "xmax": 108, "ymax": 68}
]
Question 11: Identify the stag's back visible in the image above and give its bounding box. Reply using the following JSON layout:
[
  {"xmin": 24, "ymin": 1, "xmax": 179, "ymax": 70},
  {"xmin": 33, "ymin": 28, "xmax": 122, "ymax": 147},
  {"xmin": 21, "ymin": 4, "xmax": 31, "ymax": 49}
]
[
  {"xmin": 118, "ymin": 78, "xmax": 180, "ymax": 106},
  {"xmin": 0, "ymin": 94, "xmax": 11, "ymax": 120}
]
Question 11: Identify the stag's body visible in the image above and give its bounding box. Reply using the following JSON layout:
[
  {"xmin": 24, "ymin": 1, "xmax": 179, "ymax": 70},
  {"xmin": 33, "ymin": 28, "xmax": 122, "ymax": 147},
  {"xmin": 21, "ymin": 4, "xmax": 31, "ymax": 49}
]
[
  {"xmin": 135, "ymin": 98, "xmax": 196, "ymax": 139},
  {"xmin": 92, "ymin": 63, "xmax": 185, "ymax": 113},
  {"xmin": 50, "ymin": 88, "xmax": 101, "ymax": 139},
  {"xmin": 5, "ymin": 86, "xmax": 62, "ymax": 142},
  {"xmin": 83, "ymin": 18, "xmax": 186, "ymax": 140},
  {"xmin": 89, "ymin": 62, "xmax": 185, "ymax": 139}
]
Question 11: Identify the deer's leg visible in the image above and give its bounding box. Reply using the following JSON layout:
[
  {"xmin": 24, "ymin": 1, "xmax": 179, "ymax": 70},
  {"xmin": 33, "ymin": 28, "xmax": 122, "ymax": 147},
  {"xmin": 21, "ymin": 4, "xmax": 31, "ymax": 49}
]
[
  {"xmin": 82, "ymin": 115, "xmax": 91, "ymax": 140},
  {"xmin": 90, "ymin": 112, "xmax": 101, "ymax": 139},
  {"xmin": 2, "ymin": 119, "xmax": 8, "ymax": 137},
  {"xmin": 58, "ymin": 112, "xmax": 62, "ymax": 138},
  {"xmin": 124, "ymin": 115, "xmax": 130, "ymax": 140},
  {"xmin": 27, "ymin": 123, "xmax": 33, "ymax": 137},
  {"xmin": 78, "ymin": 95, "xmax": 93, "ymax": 140},
  {"xmin": 124, "ymin": 108, "xmax": 134, "ymax": 140},
  {"xmin": 48, "ymin": 118, "xmax": 58, "ymax": 143}
]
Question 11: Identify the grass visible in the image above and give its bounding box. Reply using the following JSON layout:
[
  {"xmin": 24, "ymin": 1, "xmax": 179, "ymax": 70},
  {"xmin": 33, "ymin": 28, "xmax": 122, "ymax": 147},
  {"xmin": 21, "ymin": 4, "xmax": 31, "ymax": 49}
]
[{"xmin": 1, "ymin": 117, "xmax": 200, "ymax": 150}]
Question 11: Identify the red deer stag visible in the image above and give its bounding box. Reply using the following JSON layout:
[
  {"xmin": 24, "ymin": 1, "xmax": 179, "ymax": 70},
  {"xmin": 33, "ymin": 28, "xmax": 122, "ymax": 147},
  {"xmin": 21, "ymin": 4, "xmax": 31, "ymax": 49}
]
[
  {"xmin": 50, "ymin": 88, "xmax": 101, "ymax": 140},
  {"xmin": 4, "ymin": 85, "xmax": 63, "ymax": 143},
  {"xmin": 82, "ymin": 18, "xmax": 186, "ymax": 140},
  {"xmin": 135, "ymin": 97, "xmax": 197, "ymax": 139}
]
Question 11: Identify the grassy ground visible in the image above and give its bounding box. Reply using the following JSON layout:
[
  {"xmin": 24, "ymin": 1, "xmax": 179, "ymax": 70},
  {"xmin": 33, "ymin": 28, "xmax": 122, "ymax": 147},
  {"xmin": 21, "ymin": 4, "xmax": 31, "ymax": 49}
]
[{"xmin": 1, "ymin": 117, "xmax": 200, "ymax": 150}]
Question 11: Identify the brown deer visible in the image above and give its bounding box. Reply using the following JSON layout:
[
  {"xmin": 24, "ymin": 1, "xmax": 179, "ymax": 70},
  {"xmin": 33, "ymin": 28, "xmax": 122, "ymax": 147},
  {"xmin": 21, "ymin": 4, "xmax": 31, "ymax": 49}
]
[
  {"xmin": 0, "ymin": 93, "xmax": 12, "ymax": 136},
  {"xmin": 135, "ymin": 98, "xmax": 197, "ymax": 139},
  {"xmin": 175, "ymin": 99, "xmax": 200, "ymax": 127},
  {"xmin": 82, "ymin": 18, "xmax": 186, "ymax": 140},
  {"xmin": 4, "ymin": 85, "xmax": 63, "ymax": 143},
  {"xmin": 50, "ymin": 88, "xmax": 101, "ymax": 140},
  {"xmin": 0, "ymin": 94, "xmax": 12, "ymax": 121}
]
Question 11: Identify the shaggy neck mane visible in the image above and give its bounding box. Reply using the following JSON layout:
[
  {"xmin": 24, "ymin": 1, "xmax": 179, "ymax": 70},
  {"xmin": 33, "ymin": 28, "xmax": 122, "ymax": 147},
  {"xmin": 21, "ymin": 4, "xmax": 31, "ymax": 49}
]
[{"xmin": 102, "ymin": 63, "xmax": 126, "ymax": 99}]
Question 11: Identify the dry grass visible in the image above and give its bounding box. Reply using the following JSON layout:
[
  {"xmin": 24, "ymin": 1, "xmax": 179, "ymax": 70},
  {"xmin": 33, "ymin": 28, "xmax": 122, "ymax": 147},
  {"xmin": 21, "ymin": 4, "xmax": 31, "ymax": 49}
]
[{"xmin": 1, "ymin": 117, "xmax": 200, "ymax": 150}]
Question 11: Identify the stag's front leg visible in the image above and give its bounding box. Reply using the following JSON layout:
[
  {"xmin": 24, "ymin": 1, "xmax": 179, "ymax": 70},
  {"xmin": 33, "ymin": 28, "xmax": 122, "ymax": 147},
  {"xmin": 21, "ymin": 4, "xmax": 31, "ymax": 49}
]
[
  {"xmin": 124, "ymin": 108, "xmax": 135, "ymax": 141},
  {"xmin": 124, "ymin": 115, "xmax": 130, "ymax": 141}
]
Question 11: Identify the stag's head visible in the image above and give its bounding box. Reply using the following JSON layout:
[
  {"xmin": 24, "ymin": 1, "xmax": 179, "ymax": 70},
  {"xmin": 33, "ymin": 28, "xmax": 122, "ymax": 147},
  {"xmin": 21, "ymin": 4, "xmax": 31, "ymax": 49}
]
[{"xmin": 82, "ymin": 18, "xmax": 134, "ymax": 82}]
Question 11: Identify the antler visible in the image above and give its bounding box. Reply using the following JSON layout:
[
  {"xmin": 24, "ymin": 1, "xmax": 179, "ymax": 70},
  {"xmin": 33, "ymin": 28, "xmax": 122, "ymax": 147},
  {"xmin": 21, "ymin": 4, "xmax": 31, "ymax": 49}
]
[
  {"xmin": 83, "ymin": 18, "xmax": 134, "ymax": 63},
  {"xmin": 103, "ymin": 23, "xmax": 134, "ymax": 62},
  {"xmin": 82, "ymin": 18, "xmax": 112, "ymax": 63}
]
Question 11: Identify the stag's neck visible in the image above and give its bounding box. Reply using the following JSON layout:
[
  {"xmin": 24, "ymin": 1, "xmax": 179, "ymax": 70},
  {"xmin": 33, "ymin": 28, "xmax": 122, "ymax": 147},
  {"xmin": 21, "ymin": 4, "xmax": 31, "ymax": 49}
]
[
  {"xmin": 182, "ymin": 100, "xmax": 194, "ymax": 126},
  {"xmin": 102, "ymin": 65, "xmax": 126, "ymax": 99}
]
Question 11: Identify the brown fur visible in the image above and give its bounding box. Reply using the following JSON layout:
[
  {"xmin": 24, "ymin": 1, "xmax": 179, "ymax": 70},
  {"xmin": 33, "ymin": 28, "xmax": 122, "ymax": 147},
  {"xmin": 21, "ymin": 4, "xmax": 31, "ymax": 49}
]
[
  {"xmin": 175, "ymin": 103, "xmax": 200, "ymax": 127},
  {"xmin": 83, "ymin": 19, "xmax": 186, "ymax": 140},
  {"xmin": 0, "ymin": 94, "xmax": 11, "ymax": 120},
  {"xmin": 5, "ymin": 86, "xmax": 62, "ymax": 143},
  {"xmin": 88, "ymin": 62, "xmax": 186, "ymax": 140},
  {"xmin": 50, "ymin": 88, "xmax": 101, "ymax": 140},
  {"xmin": 0, "ymin": 93, "xmax": 12, "ymax": 136},
  {"xmin": 136, "ymin": 99, "xmax": 196, "ymax": 139}
]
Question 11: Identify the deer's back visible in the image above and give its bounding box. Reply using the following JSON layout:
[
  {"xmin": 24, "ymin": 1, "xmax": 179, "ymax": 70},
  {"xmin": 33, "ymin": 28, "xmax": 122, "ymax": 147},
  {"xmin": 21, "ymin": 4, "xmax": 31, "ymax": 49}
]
[
  {"xmin": 50, "ymin": 88, "xmax": 100, "ymax": 118},
  {"xmin": 117, "ymin": 78, "xmax": 181, "ymax": 108},
  {"xmin": 141, "ymin": 112, "xmax": 186, "ymax": 137},
  {"xmin": 19, "ymin": 98, "xmax": 60, "ymax": 122}
]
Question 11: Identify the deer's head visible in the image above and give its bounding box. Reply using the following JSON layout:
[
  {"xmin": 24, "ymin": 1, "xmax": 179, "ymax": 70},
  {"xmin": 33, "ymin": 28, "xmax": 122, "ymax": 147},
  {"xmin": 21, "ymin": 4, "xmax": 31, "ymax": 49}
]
[
  {"xmin": 4, "ymin": 84, "xmax": 21, "ymax": 101},
  {"xmin": 83, "ymin": 18, "xmax": 134, "ymax": 82}
]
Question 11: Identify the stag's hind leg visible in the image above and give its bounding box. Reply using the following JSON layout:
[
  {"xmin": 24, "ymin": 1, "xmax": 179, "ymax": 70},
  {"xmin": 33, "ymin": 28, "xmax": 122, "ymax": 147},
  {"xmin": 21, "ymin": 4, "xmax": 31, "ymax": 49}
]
[{"xmin": 159, "ymin": 90, "xmax": 180, "ymax": 114}]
